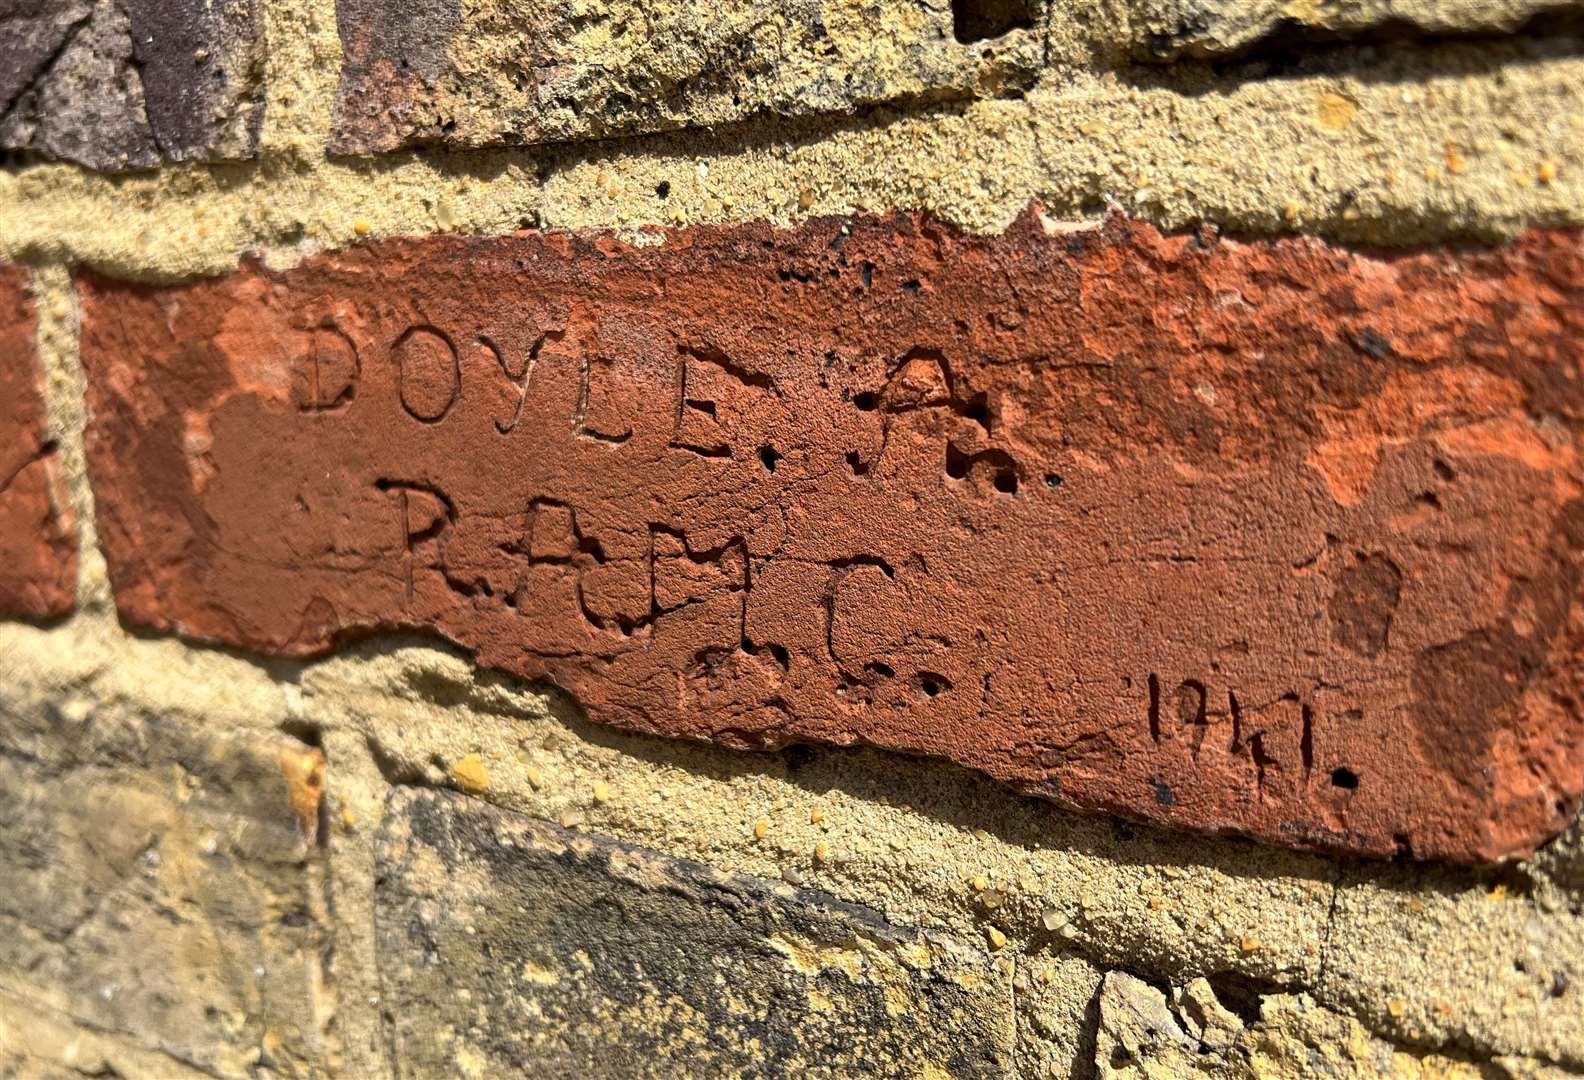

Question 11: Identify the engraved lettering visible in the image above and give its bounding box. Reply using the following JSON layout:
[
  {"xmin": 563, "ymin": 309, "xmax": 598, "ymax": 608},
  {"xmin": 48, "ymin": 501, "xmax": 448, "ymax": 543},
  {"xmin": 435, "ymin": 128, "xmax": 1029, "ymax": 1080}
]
[
  {"xmin": 578, "ymin": 353, "xmax": 634, "ymax": 444},
  {"xmin": 1146, "ymin": 675, "xmax": 1315, "ymax": 801},
  {"xmin": 1147, "ymin": 673, "xmax": 1161, "ymax": 744},
  {"xmin": 504, "ymin": 499, "xmax": 651, "ymax": 636},
  {"xmin": 293, "ymin": 325, "xmax": 359, "ymax": 412},
  {"xmin": 394, "ymin": 326, "xmax": 460, "ymax": 422},
  {"xmin": 652, "ymin": 526, "xmax": 748, "ymax": 617},
  {"xmin": 526, "ymin": 497, "xmax": 578, "ymax": 562},
  {"xmin": 1176, "ymin": 679, "xmax": 1209, "ymax": 759},
  {"xmin": 670, "ymin": 347, "xmax": 775, "ymax": 459},
  {"xmin": 81, "ymin": 216, "xmax": 1584, "ymax": 862},
  {"xmin": 377, "ymin": 480, "xmax": 455, "ymax": 604},
  {"xmin": 479, "ymin": 332, "xmax": 546, "ymax": 435}
]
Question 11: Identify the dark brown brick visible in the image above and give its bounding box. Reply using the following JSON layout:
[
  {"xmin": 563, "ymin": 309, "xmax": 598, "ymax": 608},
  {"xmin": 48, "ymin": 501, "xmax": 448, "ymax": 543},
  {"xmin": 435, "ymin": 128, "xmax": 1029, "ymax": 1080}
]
[
  {"xmin": 0, "ymin": 264, "xmax": 75, "ymax": 618},
  {"xmin": 0, "ymin": 0, "xmax": 264, "ymax": 171},
  {"xmin": 75, "ymin": 212, "xmax": 1584, "ymax": 862}
]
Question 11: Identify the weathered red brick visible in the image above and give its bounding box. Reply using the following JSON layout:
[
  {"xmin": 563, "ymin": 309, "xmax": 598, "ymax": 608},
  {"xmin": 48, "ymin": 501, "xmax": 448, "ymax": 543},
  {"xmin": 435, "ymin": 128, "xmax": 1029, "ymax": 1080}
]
[
  {"xmin": 76, "ymin": 213, "xmax": 1584, "ymax": 862},
  {"xmin": 0, "ymin": 264, "xmax": 76, "ymax": 619}
]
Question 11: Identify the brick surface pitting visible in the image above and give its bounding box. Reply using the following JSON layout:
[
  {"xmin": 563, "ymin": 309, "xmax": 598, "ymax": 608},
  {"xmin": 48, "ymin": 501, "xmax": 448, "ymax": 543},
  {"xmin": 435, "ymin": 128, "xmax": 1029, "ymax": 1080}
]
[
  {"xmin": 375, "ymin": 787, "xmax": 1016, "ymax": 1076},
  {"xmin": 0, "ymin": 265, "xmax": 75, "ymax": 619},
  {"xmin": 0, "ymin": 0, "xmax": 263, "ymax": 171},
  {"xmin": 329, "ymin": 0, "xmax": 1042, "ymax": 154},
  {"xmin": 76, "ymin": 213, "xmax": 1584, "ymax": 862}
]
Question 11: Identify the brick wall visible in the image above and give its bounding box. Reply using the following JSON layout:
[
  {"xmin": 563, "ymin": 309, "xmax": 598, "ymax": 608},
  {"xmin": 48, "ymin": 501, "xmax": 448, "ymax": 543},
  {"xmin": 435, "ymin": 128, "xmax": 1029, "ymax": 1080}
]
[{"xmin": 2, "ymin": 0, "xmax": 1583, "ymax": 1076}]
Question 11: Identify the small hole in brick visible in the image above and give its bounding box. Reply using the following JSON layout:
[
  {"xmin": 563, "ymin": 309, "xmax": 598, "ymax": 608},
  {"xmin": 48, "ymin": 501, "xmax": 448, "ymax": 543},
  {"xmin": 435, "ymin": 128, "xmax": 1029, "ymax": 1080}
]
[
  {"xmin": 962, "ymin": 392, "xmax": 992, "ymax": 433},
  {"xmin": 852, "ymin": 391, "xmax": 878, "ymax": 411},
  {"xmin": 945, "ymin": 443, "xmax": 970, "ymax": 480},
  {"xmin": 759, "ymin": 445, "xmax": 782, "ymax": 473},
  {"xmin": 846, "ymin": 450, "xmax": 870, "ymax": 476},
  {"xmin": 993, "ymin": 467, "xmax": 1018, "ymax": 495},
  {"xmin": 951, "ymin": 0, "xmax": 1034, "ymax": 43},
  {"xmin": 1330, "ymin": 767, "xmax": 1359, "ymax": 790},
  {"xmin": 1044, "ymin": 472, "xmax": 1063, "ymax": 488},
  {"xmin": 655, "ymin": 180, "xmax": 671, "ymax": 199}
]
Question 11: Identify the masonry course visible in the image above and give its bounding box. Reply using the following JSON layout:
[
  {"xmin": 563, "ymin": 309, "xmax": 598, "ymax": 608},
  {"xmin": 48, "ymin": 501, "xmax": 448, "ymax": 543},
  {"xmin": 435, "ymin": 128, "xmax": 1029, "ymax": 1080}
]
[
  {"xmin": 325, "ymin": 0, "xmax": 1584, "ymax": 159},
  {"xmin": 5, "ymin": 36, "xmax": 1581, "ymax": 280},
  {"xmin": 4, "ymin": 0, "xmax": 1584, "ymax": 1073},
  {"xmin": 1118, "ymin": 0, "xmax": 1584, "ymax": 60},
  {"xmin": 330, "ymin": 0, "xmax": 1044, "ymax": 155},
  {"xmin": 4, "ymin": 615, "xmax": 1581, "ymax": 1076}
]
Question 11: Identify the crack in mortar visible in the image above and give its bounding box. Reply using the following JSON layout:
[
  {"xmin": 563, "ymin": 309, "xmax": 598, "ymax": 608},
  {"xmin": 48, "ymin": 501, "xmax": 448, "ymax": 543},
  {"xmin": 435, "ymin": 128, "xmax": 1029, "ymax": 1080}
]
[{"xmin": 1315, "ymin": 859, "xmax": 1345, "ymax": 988}]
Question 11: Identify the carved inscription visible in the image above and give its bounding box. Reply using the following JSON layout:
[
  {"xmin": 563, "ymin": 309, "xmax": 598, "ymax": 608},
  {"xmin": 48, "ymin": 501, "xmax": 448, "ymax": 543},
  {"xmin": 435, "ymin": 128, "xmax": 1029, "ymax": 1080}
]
[
  {"xmin": 294, "ymin": 325, "xmax": 360, "ymax": 412},
  {"xmin": 1146, "ymin": 676, "xmax": 1314, "ymax": 807},
  {"xmin": 75, "ymin": 213, "xmax": 1584, "ymax": 862},
  {"xmin": 395, "ymin": 326, "xmax": 460, "ymax": 422}
]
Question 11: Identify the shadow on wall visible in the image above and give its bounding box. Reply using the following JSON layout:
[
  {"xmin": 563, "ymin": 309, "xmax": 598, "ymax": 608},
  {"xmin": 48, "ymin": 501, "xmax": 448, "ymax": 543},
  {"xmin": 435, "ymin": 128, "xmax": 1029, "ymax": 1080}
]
[
  {"xmin": 1117, "ymin": 15, "xmax": 1584, "ymax": 94},
  {"xmin": 261, "ymin": 627, "xmax": 1582, "ymax": 900}
]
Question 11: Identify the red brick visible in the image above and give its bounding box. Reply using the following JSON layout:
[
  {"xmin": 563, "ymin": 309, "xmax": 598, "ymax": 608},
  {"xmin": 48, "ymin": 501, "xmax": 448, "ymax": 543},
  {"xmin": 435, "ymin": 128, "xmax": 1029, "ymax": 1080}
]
[
  {"xmin": 0, "ymin": 265, "xmax": 76, "ymax": 619},
  {"xmin": 76, "ymin": 213, "xmax": 1584, "ymax": 862}
]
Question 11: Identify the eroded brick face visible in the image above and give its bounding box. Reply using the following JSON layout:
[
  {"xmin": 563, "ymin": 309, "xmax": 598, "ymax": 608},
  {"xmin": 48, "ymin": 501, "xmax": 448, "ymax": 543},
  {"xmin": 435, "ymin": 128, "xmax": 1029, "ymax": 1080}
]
[
  {"xmin": 76, "ymin": 213, "xmax": 1584, "ymax": 862},
  {"xmin": 0, "ymin": 265, "xmax": 75, "ymax": 619},
  {"xmin": 1124, "ymin": 0, "xmax": 1581, "ymax": 60}
]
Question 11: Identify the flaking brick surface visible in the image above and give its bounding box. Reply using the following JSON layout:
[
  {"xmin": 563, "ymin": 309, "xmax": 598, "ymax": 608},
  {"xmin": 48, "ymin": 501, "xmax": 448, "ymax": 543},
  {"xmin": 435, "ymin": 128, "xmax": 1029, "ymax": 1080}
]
[{"xmin": 374, "ymin": 786, "xmax": 1016, "ymax": 1077}]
